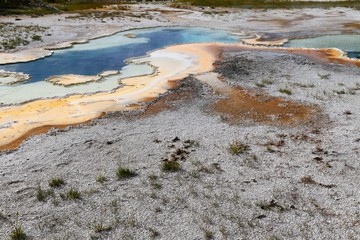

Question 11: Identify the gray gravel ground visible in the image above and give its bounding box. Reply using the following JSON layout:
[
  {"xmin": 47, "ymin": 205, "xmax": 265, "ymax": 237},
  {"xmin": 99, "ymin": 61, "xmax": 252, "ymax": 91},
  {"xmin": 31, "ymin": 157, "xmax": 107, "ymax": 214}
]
[{"xmin": 0, "ymin": 50, "xmax": 359, "ymax": 239}]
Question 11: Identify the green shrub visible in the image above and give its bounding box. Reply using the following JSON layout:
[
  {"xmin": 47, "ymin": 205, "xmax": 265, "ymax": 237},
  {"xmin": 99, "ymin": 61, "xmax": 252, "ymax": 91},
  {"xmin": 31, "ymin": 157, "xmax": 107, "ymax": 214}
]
[{"xmin": 31, "ymin": 35, "xmax": 42, "ymax": 41}]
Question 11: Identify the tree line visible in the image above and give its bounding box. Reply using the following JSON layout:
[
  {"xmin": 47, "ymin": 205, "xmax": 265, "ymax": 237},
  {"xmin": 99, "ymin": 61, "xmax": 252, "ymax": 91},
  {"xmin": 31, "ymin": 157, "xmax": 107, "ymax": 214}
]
[
  {"xmin": 0, "ymin": 0, "xmax": 129, "ymax": 9},
  {"xmin": 0, "ymin": 0, "xmax": 79, "ymax": 9}
]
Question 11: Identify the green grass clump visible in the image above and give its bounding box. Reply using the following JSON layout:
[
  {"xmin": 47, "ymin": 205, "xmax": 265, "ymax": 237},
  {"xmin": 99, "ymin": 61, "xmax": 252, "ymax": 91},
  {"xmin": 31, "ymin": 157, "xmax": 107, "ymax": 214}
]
[
  {"xmin": 36, "ymin": 187, "xmax": 47, "ymax": 202},
  {"xmin": 49, "ymin": 177, "xmax": 65, "ymax": 188},
  {"xmin": 334, "ymin": 89, "xmax": 346, "ymax": 95},
  {"xmin": 116, "ymin": 167, "xmax": 137, "ymax": 180},
  {"xmin": 67, "ymin": 189, "xmax": 81, "ymax": 200},
  {"xmin": 204, "ymin": 229, "xmax": 214, "ymax": 239},
  {"xmin": 229, "ymin": 141, "xmax": 249, "ymax": 155},
  {"xmin": 31, "ymin": 35, "xmax": 42, "ymax": 41},
  {"xmin": 318, "ymin": 73, "xmax": 331, "ymax": 80},
  {"xmin": 35, "ymin": 187, "xmax": 54, "ymax": 202},
  {"xmin": 94, "ymin": 222, "xmax": 112, "ymax": 233},
  {"xmin": 151, "ymin": 182, "xmax": 162, "ymax": 190},
  {"xmin": 279, "ymin": 88, "xmax": 292, "ymax": 95},
  {"xmin": 162, "ymin": 161, "xmax": 181, "ymax": 172},
  {"xmin": 256, "ymin": 79, "xmax": 274, "ymax": 88},
  {"xmin": 96, "ymin": 175, "xmax": 107, "ymax": 184},
  {"xmin": 9, "ymin": 225, "xmax": 26, "ymax": 240}
]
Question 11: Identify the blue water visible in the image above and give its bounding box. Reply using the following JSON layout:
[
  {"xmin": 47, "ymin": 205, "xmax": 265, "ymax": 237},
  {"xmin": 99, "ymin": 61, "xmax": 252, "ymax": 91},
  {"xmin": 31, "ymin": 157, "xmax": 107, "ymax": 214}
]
[
  {"xmin": 348, "ymin": 52, "xmax": 360, "ymax": 59},
  {"xmin": 0, "ymin": 27, "xmax": 242, "ymax": 83},
  {"xmin": 284, "ymin": 34, "xmax": 360, "ymax": 59}
]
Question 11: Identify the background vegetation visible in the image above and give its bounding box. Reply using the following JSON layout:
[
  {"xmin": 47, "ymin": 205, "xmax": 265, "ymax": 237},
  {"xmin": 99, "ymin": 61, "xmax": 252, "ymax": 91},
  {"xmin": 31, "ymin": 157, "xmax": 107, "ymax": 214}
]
[
  {"xmin": 1, "ymin": 0, "xmax": 360, "ymax": 15},
  {"xmin": 0, "ymin": 0, "xmax": 127, "ymax": 15}
]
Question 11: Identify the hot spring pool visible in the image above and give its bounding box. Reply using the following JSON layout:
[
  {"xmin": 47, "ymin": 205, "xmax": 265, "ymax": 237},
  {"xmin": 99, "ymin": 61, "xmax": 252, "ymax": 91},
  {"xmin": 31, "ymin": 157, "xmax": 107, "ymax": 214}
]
[
  {"xmin": 284, "ymin": 34, "xmax": 360, "ymax": 59},
  {"xmin": 0, "ymin": 27, "xmax": 244, "ymax": 104}
]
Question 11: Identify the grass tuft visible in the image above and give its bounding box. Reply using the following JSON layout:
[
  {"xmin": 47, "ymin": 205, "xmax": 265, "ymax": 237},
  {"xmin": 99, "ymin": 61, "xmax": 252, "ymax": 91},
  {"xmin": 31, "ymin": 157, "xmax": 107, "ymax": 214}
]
[
  {"xmin": 96, "ymin": 175, "xmax": 107, "ymax": 184},
  {"xmin": 116, "ymin": 167, "xmax": 137, "ymax": 180},
  {"xmin": 36, "ymin": 187, "xmax": 47, "ymax": 202},
  {"xmin": 67, "ymin": 189, "xmax": 81, "ymax": 200},
  {"xmin": 318, "ymin": 73, "xmax": 331, "ymax": 80},
  {"xmin": 162, "ymin": 161, "xmax": 181, "ymax": 172},
  {"xmin": 9, "ymin": 225, "xmax": 26, "ymax": 240},
  {"xmin": 279, "ymin": 88, "xmax": 292, "ymax": 95},
  {"xmin": 94, "ymin": 222, "xmax": 112, "ymax": 233},
  {"xmin": 204, "ymin": 229, "xmax": 214, "ymax": 239},
  {"xmin": 49, "ymin": 177, "xmax": 65, "ymax": 188},
  {"xmin": 229, "ymin": 141, "xmax": 249, "ymax": 155}
]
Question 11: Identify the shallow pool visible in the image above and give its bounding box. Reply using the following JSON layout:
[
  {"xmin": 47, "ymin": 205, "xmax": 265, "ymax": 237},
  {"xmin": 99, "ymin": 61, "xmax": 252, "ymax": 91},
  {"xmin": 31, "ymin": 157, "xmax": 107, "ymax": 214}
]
[
  {"xmin": 1, "ymin": 27, "xmax": 242, "ymax": 83},
  {"xmin": 284, "ymin": 34, "xmax": 360, "ymax": 59}
]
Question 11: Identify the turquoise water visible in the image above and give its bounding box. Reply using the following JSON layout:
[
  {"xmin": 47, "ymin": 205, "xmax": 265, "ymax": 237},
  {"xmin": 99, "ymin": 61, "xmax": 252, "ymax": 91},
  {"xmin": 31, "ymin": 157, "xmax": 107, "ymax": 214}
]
[
  {"xmin": 285, "ymin": 34, "xmax": 360, "ymax": 59},
  {"xmin": 0, "ymin": 27, "xmax": 244, "ymax": 105},
  {"xmin": 0, "ymin": 27, "xmax": 242, "ymax": 83}
]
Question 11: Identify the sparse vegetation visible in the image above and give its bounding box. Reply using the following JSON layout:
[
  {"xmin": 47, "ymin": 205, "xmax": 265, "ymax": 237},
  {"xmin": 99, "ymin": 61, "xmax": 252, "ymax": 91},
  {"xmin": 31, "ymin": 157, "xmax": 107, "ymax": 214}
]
[
  {"xmin": 148, "ymin": 174, "xmax": 158, "ymax": 181},
  {"xmin": 184, "ymin": 139, "xmax": 200, "ymax": 148},
  {"xmin": 9, "ymin": 225, "xmax": 26, "ymax": 240},
  {"xmin": 301, "ymin": 176, "xmax": 316, "ymax": 185},
  {"xmin": 0, "ymin": 23, "xmax": 48, "ymax": 50},
  {"xmin": 49, "ymin": 177, "xmax": 65, "ymax": 188},
  {"xmin": 151, "ymin": 182, "xmax": 162, "ymax": 190},
  {"xmin": 66, "ymin": 189, "xmax": 81, "ymax": 200},
  {"xmin": 162, "ymin": 161, "xmax": 181, "ymax": 172},
  {"xmin": 256, "ymin": 79, "xmax": 274, "ymax": 88},
  {"xmin": 255, "ymin": 199, "xmax": 285, "ymax": 211},
  {"xmin": 219, "ymin": 225, "xmax": 227, "ymax": 237},
  {"xmin": 266, "ymin": 145, "xmax": 275, "ymax": 153},
  {"xmin": 31, "ymin": 35, "xmax": 42, "ymax": 41},
  {"xmin": 294, "ymin": 82, "xmax": 315, "ymax": 88},
  {"xmin": 116, "ymin": 167, "xmax": 137, "ymax": 180},
  {"xmin": 229, "ymin": 141, "xmax": 249, "ymax": 155},
  {"xmin": 318, "ymin": 73, "xmax": 331, "ymax": 80},
  {"xmin": 36, "ymin": 186, "xmax": 54, "ymax": 202},
  {"xmin": 204, "ymin": 229, "xmax": 214, "ymax": 239},
  {"xmin": 96, "ymin": 175, "xmax": 107, "ymax": 184},
  {"xmin": 126, "ymin": 216, "xmax": 138, "ymax": 228},
  {"xmin": 148, "ymin": 174, "xmax": 162, "ymax": 189},
  {"xmin": 334, "ymin": 89, "xmax": 346, "ymax": 95},
  {"xmin": 94, "ymin": 222, "xmax": 112, "ymax": 233},
  {"xmin": 0, "ymin": 1, "xmax": 130, "ymax": 15},
  {"xmin": 36, "ymin": 187, "xmax": 47, "ymax": 202},
  {"xmin": 279, "ymin": 88, "xmax": 292, "ymax": 95}
]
